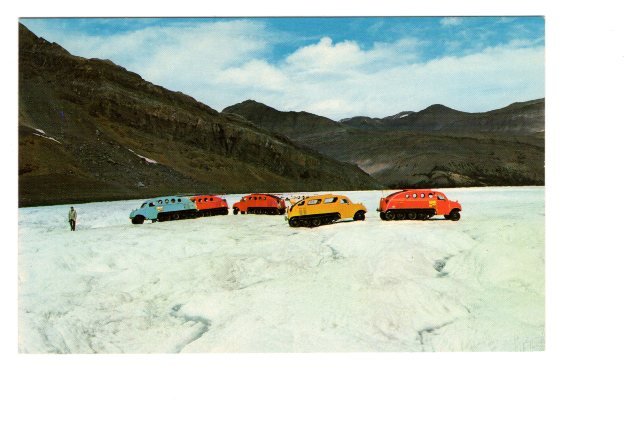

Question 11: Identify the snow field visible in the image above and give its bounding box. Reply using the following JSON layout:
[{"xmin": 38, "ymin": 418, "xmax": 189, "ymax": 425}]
[{"xmin": 18, "ymin": 187, "xmax": 544, "ymax": 352}]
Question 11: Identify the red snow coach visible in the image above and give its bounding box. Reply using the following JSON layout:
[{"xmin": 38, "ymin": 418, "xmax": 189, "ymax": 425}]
[
  {"xmin": 378, "ymin": 189, "xmax": 462, "ymax": 221},
  {"xmin": 189, "ymin": 194, "xmax": 229, "ymax": 216},
  {"xmin": 232, "ymin": 193, "xmax": 286, "ymax": 215}
]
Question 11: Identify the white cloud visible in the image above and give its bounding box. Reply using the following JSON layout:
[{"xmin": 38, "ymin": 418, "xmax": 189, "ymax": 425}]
[
  {"xmin": 285, "ymin": 37, "xmax": 365, "ymax": 72},
  {"xmin": 219, "ymin": 60, "xmax": 288, "ymax": 91},
  {"xmin": 23, "ymin": 21, "xmax": 544, "ymax": 120},
  {"xmin": 441, "ymin": 17, "xmax": 463, "ymax": 26}
]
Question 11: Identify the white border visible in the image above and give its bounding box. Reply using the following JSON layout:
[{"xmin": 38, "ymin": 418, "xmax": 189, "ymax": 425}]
[{"xmin": 4, "ymin": 1, "xmax": 624, "ymax": 431}]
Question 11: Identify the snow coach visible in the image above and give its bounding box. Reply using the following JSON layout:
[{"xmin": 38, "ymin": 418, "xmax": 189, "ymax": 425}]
[
  {"xmin": 129, "ymin": 194, "xmax": 229, "ymax": 224},
  {"xmin": 190, "ymin": 194, "xmax": 229, "ymax": 217},
  {"xmin": 377, "ymin": 189, "xmax": 462, "ymax": 221},
  {"xmin": 285, "ymin": 193, "xmax": 367, "ymax": 228},
  {"xmin": 232, "ymin": 193, "xmax": 286, "ymax": 215},
  {"xmin": 130, "ymin": 196, "xmax": 198, "ymax": 224}
]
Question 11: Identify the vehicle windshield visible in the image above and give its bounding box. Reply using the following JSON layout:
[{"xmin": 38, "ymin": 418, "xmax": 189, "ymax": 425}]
[{"xmin": 140, "ymin": 202, "xmax": 147, "ymax": 208}]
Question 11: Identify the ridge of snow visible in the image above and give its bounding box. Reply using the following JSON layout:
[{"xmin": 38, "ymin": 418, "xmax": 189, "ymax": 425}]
[
  {"xmin": 128, "ymin": 148, "xmax": 158, "ymax": 164},
  {"xmin": 32, "ymin": 133, "xmax": 61, "ymax": 144}
]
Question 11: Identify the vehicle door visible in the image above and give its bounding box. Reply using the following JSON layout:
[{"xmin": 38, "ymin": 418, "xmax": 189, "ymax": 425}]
[
  {"xmin": 338, "ymin": 197, "xmax": 353, "ymax": 217},
  {"xmin": 306, "ymin": 198, "xmax": 322, "ymax": 215},
  {"xmin": 435, "ymin": 192, "xmax": 450, "ymax": 215}
]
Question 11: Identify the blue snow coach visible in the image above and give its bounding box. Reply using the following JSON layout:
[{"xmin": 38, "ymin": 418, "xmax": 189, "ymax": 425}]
[{"xmin": 130, "ymin": 196, "xmax": 198, "ymax": 224}]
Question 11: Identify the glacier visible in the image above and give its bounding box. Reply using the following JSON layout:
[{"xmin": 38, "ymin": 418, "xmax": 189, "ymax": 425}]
[{"xmin": 17, "ymin": 187, "xmax": 544, "ymax": 353}]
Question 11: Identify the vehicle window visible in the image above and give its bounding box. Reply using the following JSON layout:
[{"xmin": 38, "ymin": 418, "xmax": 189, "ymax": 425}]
[
  {"xmin": 437, "ymin": 194, "xmax": 446, "ymax": 200},
  {"xmin": 165, "ymin": 199, "xmax": 169, "ymax": 204},
  {"xmin": 323, "ymin": 197, "xmax": 338, "ymax": 204},
  {"xmin": 297, "ymin": 201, "xmax": 306, "ymax": 206},
  {"xmin": 210, "ymin": 197, "xmax": 213, "ymax": 201},
  {"xmin": 158, "ymin": 200, "xmax": 163, "ymax": 204},
  {"xmin": 340, "ymin": 198, "xmax": 349, "ymax": 204},
  {"xmin": 405, "ymin": 194, "xmax": 409, "ymax": 199},
  {"xmin": 141, "ymin": 203, "xmax": 147, "ymax": 208},
  {"xmin": 149, "ymin": 202, "xmax": 154, "ymax": 207},
  {"xmin": 308, "ymin": 199, "xmax": 321, "ymax": 205},
  {"xmin": 420, "ymin": 193, "xmax": 425, "ymax": 198},
  {"xmin": 412, "ymin": 193, "xmax": 417, "ymax": 198},
  {"xmin": 178, "ymin": 199, "xmax": 181, "ymax": 203},
  {"xmin": 428, "ymin": 193, "xmax": 433, "ymax": 198}
]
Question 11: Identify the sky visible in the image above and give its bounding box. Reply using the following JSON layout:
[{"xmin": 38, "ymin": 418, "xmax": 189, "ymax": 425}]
[{"xmin": 20, "ymin": 16, "xmax": 544, "ymax": 122}]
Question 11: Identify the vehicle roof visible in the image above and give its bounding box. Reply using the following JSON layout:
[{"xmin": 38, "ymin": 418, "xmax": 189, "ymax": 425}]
[
  {"xmin": 385, "ymin": 189, "xmax": 441, "ymax": 198},
  {"xmin": 144, "ymin": 195, "xmax": 190, "ymax": 202},
  {"xmin": 191, "ymin": 194, "xmax": 224, "ymax": 199},
  {"xmin": 243, "ymin": 193, "xmax": 283, "ymax": 200},
  {"xmin": 303, "ymin": 193, "xmax": 348, "ymax": 200}
]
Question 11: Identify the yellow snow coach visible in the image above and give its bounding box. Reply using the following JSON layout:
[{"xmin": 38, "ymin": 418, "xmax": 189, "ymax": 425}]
[{"xmin": 286, "ymin": 193, "xmax": 367, "ymax": 228}]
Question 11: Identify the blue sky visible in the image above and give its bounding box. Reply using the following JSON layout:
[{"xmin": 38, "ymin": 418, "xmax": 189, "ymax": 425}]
[{"xmin": 20, "ymin": 17, "xmax": 544, "ymax": 120}]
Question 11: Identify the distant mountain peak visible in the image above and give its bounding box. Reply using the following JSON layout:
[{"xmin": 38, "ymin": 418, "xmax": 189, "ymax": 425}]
[{"xmin": 419, "ymin": 104, "xmax": 460, "ymax": 114}]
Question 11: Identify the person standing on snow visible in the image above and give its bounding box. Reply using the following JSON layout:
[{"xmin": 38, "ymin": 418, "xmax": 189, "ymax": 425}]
[{"xmin": 68, "ymin": 206, "xmax": 77, "ymax": 231}]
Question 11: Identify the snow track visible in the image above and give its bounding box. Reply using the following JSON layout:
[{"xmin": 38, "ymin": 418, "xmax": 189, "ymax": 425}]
[{"xmin": 18, "ymin": 187, "xmax": 544, "ymax": 352}]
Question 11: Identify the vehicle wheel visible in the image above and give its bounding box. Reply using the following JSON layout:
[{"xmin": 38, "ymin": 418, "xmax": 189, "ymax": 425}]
[
  {"xmin": 380, "ymin": 212, "xmax": 387, "ymax": 220},
  {"xmin": 233, "ymin": 208, "xmax": 239, "ymax": 215},
  {"xmin": 172, "ymin": 213, "xmax": 180, "ymax": 220},
  {"xmin": 395, "ymin": 212, "xmax": 405, "ymax": 220},
  {"xmin": 311, "ymin": 218, "xmax": 321, "ymax": 227},
  {"xmin": 354, "ymin": 211, "xmax": 365, "ymax": 221},
  {"xmin": 449, "ymin": 210, "xmax": 461, "ymax": 221},
  {"xmin": 386, "ymin": 211, "xmax": 395, "ymax": 221},
  {"xmin": 289, "ymin": 218, "xmax": 299, "ymax": 227},
  {"xmin": 131, "ymin": 216, "xmax": 145, "ymax": 225},
  {"xmin": 407, "ymin": 212, "xmax": 416, "ymax": 220}
]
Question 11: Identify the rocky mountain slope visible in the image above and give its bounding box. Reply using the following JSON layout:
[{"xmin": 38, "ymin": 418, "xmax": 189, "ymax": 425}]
[
  {"xmin": 223, "ymin": 100, "xmax": 545, "ymax": 188},
  {"xmin": 341, "ymin": 99, "xmax": 544, "ymax": 135},
  {"xmin": 18, "ymin": 24, "xmax": 379, "ymax": 207}
]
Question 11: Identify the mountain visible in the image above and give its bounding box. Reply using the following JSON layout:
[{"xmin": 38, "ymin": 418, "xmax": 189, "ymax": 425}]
[
  {"xmin": 341, "ymin": 99, "xmax": 544, "ymax": 136},
  {"xmin": 223, "ymin": 100, "xmax": 345, "ymax": 139},
  {"xmin": 224, "ymin": 99, "xmax": 545, "ymax": 188},
  {"xmin": 18, "ymin": 24, "xmax": 380, "ymax": 207}
]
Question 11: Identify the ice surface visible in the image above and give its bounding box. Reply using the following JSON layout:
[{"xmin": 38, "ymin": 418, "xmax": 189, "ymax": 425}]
[{"xmin": 18, "ymin": 187, "xmax": 544, "ymax": 353}]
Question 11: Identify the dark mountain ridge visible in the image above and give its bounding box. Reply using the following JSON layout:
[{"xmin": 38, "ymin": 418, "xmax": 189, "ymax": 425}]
[
  {"xmin": 223, "ymin": 100, "xmax": 345, "ymax": 138},
  {"xmin": 223, "ymin": 99, "xmax": 545, "ymax": 188},
  {"xmin": 340, "ymin": 99, "xmax": 544, "ymax": 135},
  {"xmin": 18, "ymin": 24, "xmax": 380, "ymax": 207}
]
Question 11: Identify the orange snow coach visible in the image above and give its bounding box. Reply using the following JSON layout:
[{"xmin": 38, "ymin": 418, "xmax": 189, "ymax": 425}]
[
  {"xmin": 232, "ymin": 193, "xmax": 286, "ymax": 215},
  {"xmin": 378, "ymin": 189, "xmax": 462, "ymax": 221},
  {"xmin": 286, "ymin": 193, "xmax": 367, "ymax": 228},
  {"xmin": 189, "ymin": 194, "xmax": 229, "ymax": 216}
]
